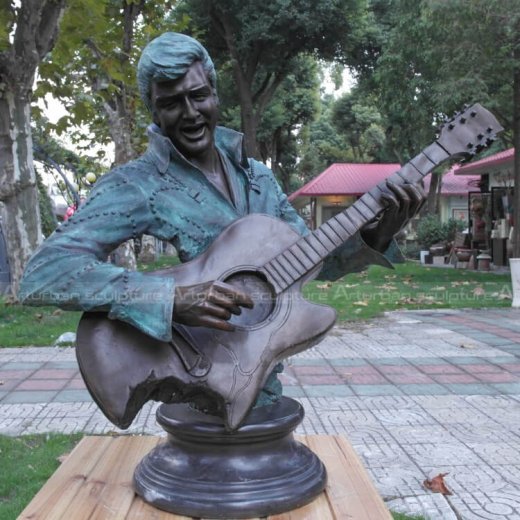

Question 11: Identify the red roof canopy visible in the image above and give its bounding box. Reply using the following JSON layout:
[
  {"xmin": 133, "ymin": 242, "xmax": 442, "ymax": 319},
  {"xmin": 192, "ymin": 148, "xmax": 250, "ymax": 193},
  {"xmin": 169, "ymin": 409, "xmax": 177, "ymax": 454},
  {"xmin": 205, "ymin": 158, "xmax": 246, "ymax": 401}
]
[
  {"xmin": 455, "ymin": 148, "xmax": 514, "ymax": 176},
  {"xmin": 289, "ymin": 162, "xmax": 479, "ymax": 201}
]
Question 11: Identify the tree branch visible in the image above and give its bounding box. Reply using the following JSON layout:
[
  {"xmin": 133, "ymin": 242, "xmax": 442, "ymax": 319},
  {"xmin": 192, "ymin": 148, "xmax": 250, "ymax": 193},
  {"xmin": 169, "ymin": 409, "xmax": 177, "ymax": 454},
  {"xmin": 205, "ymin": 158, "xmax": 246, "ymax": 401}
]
[{"xmin": 35, "ymin": 0, "xmax": 66, "ymax": 60}]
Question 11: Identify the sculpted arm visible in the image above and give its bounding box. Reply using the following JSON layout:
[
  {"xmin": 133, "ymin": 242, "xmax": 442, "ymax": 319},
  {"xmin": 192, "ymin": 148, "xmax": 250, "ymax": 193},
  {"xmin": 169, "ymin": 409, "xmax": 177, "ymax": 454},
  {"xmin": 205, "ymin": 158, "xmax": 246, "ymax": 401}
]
[{"xmin": 19, "ymin": 172, "xmax": 176, "ymax": 342}]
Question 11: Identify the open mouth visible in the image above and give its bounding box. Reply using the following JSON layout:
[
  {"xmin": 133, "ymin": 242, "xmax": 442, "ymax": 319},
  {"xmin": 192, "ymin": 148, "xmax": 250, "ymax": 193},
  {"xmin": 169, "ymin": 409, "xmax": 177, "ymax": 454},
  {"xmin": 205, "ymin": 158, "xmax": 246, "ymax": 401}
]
[{"xmin": 181, "ymin": 123, "xmax": 206, "ymax": 141}]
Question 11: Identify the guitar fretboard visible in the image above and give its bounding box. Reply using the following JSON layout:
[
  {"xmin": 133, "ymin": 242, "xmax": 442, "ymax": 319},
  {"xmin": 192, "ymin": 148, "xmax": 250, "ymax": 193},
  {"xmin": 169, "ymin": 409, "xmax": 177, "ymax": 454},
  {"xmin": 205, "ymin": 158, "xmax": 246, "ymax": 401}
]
[{"xmin": 263, "ymin": 141, "xmax": 451, "ymax": 293}]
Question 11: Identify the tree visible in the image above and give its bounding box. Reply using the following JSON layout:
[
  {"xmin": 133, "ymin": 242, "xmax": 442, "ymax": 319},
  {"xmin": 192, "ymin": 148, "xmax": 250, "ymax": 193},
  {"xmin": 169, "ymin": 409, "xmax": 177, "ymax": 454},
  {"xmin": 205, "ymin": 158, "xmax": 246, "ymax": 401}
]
[
  {"xmin": 351, "ymin": 0, "xmax": 519, "ymax": 223},
  {"xmin": 178, "ymin": 0, "xmax": 366, "ymax": 158},
  {"xmin": 0, "ymin": 0, "xmax": 66, "ymax": 296},
  {"xmin": 38, "ymin": 0, "xmax": 182, "ymax": 267}
]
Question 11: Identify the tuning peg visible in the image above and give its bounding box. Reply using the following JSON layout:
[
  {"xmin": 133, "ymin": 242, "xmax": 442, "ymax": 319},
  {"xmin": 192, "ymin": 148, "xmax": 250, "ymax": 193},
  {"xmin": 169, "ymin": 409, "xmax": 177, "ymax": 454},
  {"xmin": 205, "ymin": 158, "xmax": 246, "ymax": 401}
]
[
  {"xmin": 448, "ymin": 123, "xmax": 455, "ymax": 130},
  {"xmin": 477, "ymin": 133, "xmax": 484, "ymax": 140},
  {"xmin": 460, "ymin": 117, "xmax": 467, "ymax": 124},
  {"xmin": 467, "ymin": 143, "xmax": 474, "ymax": 149},
  {"xmin": 470, "ymin": 111, "xmax": 477, "ymax": 117},
  {"xmin": 486, "ymin": 127, "xmax": 493, "ymax": 133}
]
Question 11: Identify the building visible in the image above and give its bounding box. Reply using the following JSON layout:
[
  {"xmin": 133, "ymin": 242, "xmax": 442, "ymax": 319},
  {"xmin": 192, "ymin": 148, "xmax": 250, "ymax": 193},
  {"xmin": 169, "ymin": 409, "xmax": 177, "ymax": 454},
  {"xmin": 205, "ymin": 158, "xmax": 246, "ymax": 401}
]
[
  {"xmin": 289, "ymin": 162, "xmax": 479, "ymax": 230},
  {"xmin": 454, "ymin": 148, "xmax": 515, "ymax": 266}
]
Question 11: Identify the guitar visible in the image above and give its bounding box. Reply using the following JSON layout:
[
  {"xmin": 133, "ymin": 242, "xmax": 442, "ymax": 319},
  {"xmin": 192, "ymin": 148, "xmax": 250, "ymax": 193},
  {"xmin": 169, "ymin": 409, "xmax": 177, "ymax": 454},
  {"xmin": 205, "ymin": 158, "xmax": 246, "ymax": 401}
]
[{"xmin": 76, "ymin": 103, "xmax": 503, "ymax": 431}]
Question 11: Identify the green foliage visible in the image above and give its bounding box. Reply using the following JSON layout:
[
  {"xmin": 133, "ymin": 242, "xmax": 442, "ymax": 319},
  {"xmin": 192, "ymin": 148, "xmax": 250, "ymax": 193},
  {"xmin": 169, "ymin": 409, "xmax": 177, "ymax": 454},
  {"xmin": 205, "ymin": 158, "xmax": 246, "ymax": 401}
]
[
  {"xmin": 303, "ymin": 262, "xmax": 512, "ymax": 322},
  {"xmin": 0, "ymin": 434, "xmax": 82, "ymax": 519},
  {"xmin": 36, "ymin": 0, "xmax": 185, "ymax": 159},
  {"xmin": 416, "ymin": 215, "xmax": 465, "ymax": 249},
  {"xmin": 36, "ymin": 173, "xmax": 58, "ymax": 238},
  {"xmin": 0, "ymin": 298, "xmax": 81, "ymax": 347}
]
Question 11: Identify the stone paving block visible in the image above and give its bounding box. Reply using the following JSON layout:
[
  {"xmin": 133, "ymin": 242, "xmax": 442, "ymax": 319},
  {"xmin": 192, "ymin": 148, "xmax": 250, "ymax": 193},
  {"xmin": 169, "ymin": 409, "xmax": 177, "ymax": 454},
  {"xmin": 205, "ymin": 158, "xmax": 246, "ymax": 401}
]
[
  {"xmin": 448, "ymin": 423, "xmax": 520, "ymax": 444},
  {"xmin": 17, "ymin": 379, "xmax": 69, "ymax": 391},
  {"xmin": 327, "ymin": 358, "xmax": 368, "ymax": 366},
  {"xmin": 2, "ymin": 390, "xmax": 58, "ymax": 404},
  {"xmin": 376, "ymin": 407, "xmax": 437, "ymax": 428},
  {"xmin": 444, "ymin": 383, "xmax": 498, "ymax": 395},
  {"xmin": 404, "ymin": 441, "xmax": 483, "ymax": 467},
  {"xmin": 369, "ymin": 464, "xmax": 426, "ymax": 499},
  {"xmin": 334, "ymin": 364, "xmax": 380, "ymax": 375},
  {"xmin": 0, "ymin": 379, "xmax": 22, "ymax": 390},
  {"xmin": 462, "ymin": 363, "xmax": 506, "ymax": 374},
  {"xmin": 66, "ymin": 378, "xmax": 87, "ymax": 390},
  {"xmin": 388, "ymin": 424, "xmax": 456, "ymax": 445},
  {"xmin": 291, "ymin": 365, "xmax": 332, "ymax": 375},
  {"xmin": 0, "ymin": 417, "xmax": 31, "ymax": 436},
  {"xmin": 287, "ymin": 356, "xmax": 328, "ymax": 365},
  {"xmin": 386, "ymin": 494, "xmax": 457, "ymax": 520},
  {"xmin": 53, "ymin": 389, "xmax": 93, "ymax": 403},
  {"xmin": 301, "ymin": 384, "xmax": 353, "ymax": 397},
  {"xmin": 468, "ymin": 442, "xmax": 520, "ymax": 465},
  {"xmin": 432, "ymin": 373, "xmax": 480, "ymax": 384},
  {"xmin": 32, "ymin": 368, "xmax": 78, "ymax": 379},
  {"xmin": 44, "ymin": 360, "xmax": 80, "ymax": 369},
  {"xmin": 400, "ymin": 383, "xmax": 453, "ymax": 396},
  {"xmin": 34, "ymin": 401, "xmax": 97, "ymax": 419},
  {"xmin": 475, "ymin": 372, "xmax": 519, "ymax": 383},
  {"xmin": 449, "ymin": 487, "xmax": 520, "ymax": 519},
  {"xmin": 350, "ymin": 384, "xmax": 404, "ymax": 396},
  {"xmin": 385, "ymin": 373, "xmax": 435, "ymax": 384},
  {"xmin": 353, "ymin": 441, "xmax": 413, "ymax": 469},
  {"xmin": 490, "ymin": 383, "xmax": 520, "ymax": 394},
  {"xmin": 344, "ymin": 373, "xmax": 389, "ymax": 384},
  {"xmin": 0, "ymin": 369, "xmax": 37, "ymax": 379},
  {"xmin": 422, "ymin": 464, "xmax": 512, "ymax": 496},
  {"xmin": 281, "ymin": 386, "xmax": 305, "ymax": 398},
  {"xmin": 296, "ymin": 374, "xmax": 344, "ymax": 385},
  {"xmin": 26, "ymin": 417, "xmax": 90, "ymax": 435},
  {"xmin": 1, "ymin": 361, "xmax": 44, "ymax": 370}
]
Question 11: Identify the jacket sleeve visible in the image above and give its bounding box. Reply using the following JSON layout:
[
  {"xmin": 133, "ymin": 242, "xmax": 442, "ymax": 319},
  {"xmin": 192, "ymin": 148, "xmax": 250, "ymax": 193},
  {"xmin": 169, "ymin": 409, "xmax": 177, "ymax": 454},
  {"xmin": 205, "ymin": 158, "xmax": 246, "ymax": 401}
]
[
  {"xmin": 258, "ymin": 161, "xmax": 393, "ymax": 281},
  {"xmin": 19, "ymin": 171, "xmax": 176, "ymax": 342}
]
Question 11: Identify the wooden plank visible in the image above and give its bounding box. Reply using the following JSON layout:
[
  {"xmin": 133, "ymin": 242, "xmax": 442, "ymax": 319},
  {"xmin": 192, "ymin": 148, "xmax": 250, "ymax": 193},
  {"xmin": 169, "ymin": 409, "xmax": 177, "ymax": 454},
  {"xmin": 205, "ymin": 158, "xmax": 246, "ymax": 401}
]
[
  {"xmin": 126, "ymin": 495, "xmax": 192, "ymax": 520},
  {"xmin": 306, "ymin": 435, "xmax": 392, "ymax": 520},
  {"xmin": 21, "ymin": 434, "xmax": 390, "ymax": 520},
  {"xmin": 57, "ymin": 435, "xmax": 160, "ymax": 520},
  {"xmin": 18, "ymin": 436, "xmax": 113, "ymax": 519}
]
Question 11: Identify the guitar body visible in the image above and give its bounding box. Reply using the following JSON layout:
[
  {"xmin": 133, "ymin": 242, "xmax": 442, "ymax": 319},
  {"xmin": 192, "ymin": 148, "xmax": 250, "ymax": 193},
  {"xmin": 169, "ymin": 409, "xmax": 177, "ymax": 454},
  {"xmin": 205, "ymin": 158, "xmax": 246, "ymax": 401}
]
[{"xmin": 76, "ymin": 214, "xmax": 337, "ymax": 431}]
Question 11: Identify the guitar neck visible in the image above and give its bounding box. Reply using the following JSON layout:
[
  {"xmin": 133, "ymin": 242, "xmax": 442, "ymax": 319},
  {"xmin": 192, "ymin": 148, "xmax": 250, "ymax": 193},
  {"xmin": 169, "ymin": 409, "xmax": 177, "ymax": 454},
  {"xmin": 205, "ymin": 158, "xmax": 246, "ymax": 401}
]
[{"xmin": 263, "ymin": 141, "xmax": 451, "ymax": 293}]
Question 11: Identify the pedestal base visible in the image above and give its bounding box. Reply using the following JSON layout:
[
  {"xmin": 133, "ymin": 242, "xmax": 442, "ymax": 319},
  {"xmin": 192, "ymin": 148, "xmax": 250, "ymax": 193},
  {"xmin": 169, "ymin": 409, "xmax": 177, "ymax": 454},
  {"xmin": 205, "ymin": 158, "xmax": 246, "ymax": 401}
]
[{"xmin": 133, "ymin": 396, "xmax": 327, "ymax": 519}]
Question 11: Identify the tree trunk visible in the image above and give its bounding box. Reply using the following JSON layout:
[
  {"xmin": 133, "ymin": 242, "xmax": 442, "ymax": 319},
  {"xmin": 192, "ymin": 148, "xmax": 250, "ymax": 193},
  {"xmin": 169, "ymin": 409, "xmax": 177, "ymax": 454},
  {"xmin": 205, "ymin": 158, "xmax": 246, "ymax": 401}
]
[
  {"xmin": 513, "ymin": 46, "xmax": 520, "ymax": 258},
  {"xmin": 425, "ymin": 171, "xmax": 442, "ymax": 215},
  {"xmin": 0, "ymin": 91, "xmax": 42, "ymax": 296}
]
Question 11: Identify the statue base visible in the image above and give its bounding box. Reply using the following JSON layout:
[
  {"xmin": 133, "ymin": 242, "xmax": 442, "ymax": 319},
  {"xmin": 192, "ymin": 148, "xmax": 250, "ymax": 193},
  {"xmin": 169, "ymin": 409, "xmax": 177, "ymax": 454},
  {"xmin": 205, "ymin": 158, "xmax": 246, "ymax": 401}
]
[{"xmin": 133, "ymin": 396, "xmax": 327, "ymax": 519}]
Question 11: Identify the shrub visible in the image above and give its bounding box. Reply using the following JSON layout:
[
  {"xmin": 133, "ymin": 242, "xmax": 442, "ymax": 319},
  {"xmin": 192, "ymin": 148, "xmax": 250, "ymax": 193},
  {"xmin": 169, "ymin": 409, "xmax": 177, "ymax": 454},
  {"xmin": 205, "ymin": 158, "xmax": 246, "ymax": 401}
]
[{"xmin": 416, "ymin": 215, "xmax": 466, "ymax": 249}]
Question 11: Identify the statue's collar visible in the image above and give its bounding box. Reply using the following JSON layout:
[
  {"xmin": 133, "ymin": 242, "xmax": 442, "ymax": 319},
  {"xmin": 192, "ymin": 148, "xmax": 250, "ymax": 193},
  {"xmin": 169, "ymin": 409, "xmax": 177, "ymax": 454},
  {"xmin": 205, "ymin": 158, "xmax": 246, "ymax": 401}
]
[{"xmin": 146, "ymin": 124, "xmax": 249, "ymax": 174}]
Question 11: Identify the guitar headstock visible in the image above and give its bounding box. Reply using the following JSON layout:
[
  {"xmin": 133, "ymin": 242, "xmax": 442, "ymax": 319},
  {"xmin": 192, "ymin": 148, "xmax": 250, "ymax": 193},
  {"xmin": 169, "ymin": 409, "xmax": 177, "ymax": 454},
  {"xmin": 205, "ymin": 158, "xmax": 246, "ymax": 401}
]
[{"xmin": 437, "ymin": 103, "xmax": 504, "ymax": 161}]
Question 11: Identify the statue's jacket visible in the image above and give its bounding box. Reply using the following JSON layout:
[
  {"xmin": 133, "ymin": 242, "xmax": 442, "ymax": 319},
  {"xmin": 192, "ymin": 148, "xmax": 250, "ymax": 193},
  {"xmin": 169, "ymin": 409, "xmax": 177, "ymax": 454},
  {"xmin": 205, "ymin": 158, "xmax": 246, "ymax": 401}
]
[{"xmin": 20, "ymin": 125, "xmax": 391, "ymax": 343}]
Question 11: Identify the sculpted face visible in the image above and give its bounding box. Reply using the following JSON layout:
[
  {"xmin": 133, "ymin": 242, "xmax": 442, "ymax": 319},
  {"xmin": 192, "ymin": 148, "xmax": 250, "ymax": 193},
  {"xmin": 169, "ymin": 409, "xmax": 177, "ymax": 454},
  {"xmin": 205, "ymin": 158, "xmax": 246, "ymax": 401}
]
[{"xmin": 151, "ymin": 61, "xmax": 218, "ymax": 164}]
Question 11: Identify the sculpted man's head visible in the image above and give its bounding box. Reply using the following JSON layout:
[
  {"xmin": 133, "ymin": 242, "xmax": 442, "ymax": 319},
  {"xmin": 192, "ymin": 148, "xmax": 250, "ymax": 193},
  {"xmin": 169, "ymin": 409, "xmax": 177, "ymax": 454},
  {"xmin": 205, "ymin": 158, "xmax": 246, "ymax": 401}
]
[{"xmin": 137, "ymin": 32, "xmax": 219, "ymax": 163}]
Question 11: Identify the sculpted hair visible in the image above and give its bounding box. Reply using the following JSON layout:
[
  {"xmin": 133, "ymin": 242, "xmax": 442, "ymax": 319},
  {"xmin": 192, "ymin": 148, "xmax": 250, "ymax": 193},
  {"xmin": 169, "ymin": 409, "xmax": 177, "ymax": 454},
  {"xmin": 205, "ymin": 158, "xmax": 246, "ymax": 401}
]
[{"xmin": 137, "ymin": 32, "xmax": 217, "ymax": 112}]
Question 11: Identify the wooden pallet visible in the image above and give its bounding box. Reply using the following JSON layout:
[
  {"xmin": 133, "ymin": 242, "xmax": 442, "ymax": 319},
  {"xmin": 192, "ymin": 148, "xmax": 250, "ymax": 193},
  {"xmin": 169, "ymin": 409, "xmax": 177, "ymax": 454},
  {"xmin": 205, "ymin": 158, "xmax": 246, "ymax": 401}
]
[{"xmin": 19, "ymin": 434, "xmax": 392, "ymax": 519}]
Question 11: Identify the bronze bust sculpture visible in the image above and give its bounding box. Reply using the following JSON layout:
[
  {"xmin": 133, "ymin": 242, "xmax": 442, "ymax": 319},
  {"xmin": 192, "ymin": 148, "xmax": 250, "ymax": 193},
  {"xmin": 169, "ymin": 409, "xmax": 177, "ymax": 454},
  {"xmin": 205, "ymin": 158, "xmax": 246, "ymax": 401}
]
[{"xmin": 21, "ymin": 32, "xmax": 508, "ymax": 518}]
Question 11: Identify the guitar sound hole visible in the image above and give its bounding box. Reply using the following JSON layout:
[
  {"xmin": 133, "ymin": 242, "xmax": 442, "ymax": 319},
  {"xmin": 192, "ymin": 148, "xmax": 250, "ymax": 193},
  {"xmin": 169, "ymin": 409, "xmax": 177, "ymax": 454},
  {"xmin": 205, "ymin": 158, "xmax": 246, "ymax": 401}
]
[{"xmin": 223, "ymin": 271, "xmax": 276, "ymax": 328}]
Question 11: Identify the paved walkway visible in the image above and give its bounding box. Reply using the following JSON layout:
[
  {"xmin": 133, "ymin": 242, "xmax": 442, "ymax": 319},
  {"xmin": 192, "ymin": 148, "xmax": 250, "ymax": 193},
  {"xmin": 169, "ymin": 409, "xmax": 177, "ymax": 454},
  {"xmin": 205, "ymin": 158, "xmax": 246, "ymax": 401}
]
[{"xmin": 1, "ymin": 308, "xmax": 520, "ymax": 519}]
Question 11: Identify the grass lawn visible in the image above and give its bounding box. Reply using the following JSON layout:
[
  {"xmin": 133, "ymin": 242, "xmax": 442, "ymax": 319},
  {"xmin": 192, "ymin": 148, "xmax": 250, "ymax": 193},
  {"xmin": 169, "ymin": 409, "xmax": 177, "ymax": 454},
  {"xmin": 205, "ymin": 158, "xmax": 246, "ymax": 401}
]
[
  {"xmin": 0, "ymin": 259, "xmax": 512, "ymax": 347},
  {"xmin": 0, "ymin": 434, "xmax": 82, "ymax": 519},
  {"xmin": 0, "ymin": 434, "xmax": 423, "ymax": 520}
]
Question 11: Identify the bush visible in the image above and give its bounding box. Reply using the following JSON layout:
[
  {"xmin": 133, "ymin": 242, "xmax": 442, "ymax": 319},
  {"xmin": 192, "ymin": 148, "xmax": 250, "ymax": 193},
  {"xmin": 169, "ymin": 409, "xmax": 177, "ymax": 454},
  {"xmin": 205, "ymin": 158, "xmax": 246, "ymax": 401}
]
[{"xmin": 416, "ymin": 215, "xmax": 465, "ymax": 249}]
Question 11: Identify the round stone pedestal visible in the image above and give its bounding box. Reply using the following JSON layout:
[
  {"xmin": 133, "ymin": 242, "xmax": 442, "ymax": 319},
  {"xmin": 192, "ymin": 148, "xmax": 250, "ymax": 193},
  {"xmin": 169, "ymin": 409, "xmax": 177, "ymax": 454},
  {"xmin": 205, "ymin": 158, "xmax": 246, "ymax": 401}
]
[{"xmin": 133, "ymin": 396, "xmax": 327, "ymax": 519}]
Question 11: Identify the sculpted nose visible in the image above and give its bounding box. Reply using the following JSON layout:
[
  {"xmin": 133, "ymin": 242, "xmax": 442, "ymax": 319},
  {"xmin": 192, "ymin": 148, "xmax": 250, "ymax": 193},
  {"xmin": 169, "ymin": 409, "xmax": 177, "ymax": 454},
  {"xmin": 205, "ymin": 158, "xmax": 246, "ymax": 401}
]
[{"xmin": 182, "ymin": 97, "xmax": 198, "ymax": 119}]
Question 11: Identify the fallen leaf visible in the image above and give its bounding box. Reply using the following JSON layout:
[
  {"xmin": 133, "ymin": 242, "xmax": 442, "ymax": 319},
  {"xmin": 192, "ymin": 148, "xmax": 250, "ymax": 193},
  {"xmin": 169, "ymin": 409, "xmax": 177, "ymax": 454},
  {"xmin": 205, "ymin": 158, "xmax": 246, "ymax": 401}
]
[
  {"xmin": 460, "ymin": 343, "xmax": 476, "ymax": 349},
  {"xmin": 0, "ymin": 381, "xmax": 4, "ymax": 386},
  {"xmin": 473, "ymin": 287, "xmax": 485, "ymax": 296},
  {"xmin": 352, "ymin": 301, "xmax": 369, "ymax": 307},
  {"xmin": 316, "ymin": 283, "xmax": 332, "ymax": 289},
  {"xmin": 430, "ymin": 286, "xmax": 446, "ymax": 291},
  {"xmin": 52, "ymin": 309, "xmax": 63, "ymax": 316},
  {"xmin": 57, "ymin": 452, "xmax": 70, "ymax": 464},
  {"xmin": 35, "ymin": 313, "xmax": 43, "ymax": 321},
  {"xmin": 423, "ymin": 473, "xmax": 452, "ymax": 495},
  {"xmin": 344, "ymin": 283, "xmax": 359, "ymax": 288}
]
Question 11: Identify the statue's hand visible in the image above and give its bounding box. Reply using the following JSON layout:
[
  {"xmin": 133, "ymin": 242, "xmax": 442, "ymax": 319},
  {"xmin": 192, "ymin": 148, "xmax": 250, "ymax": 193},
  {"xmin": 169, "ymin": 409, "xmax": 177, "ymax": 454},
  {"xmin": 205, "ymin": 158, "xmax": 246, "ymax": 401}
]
[
  {"xmin": 361, "ymin": 180, "xmax": 426, "ymax": 253},
  {"xmin": 173, "ymin": 280, "xmax": 254, "ymax": 331}
]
